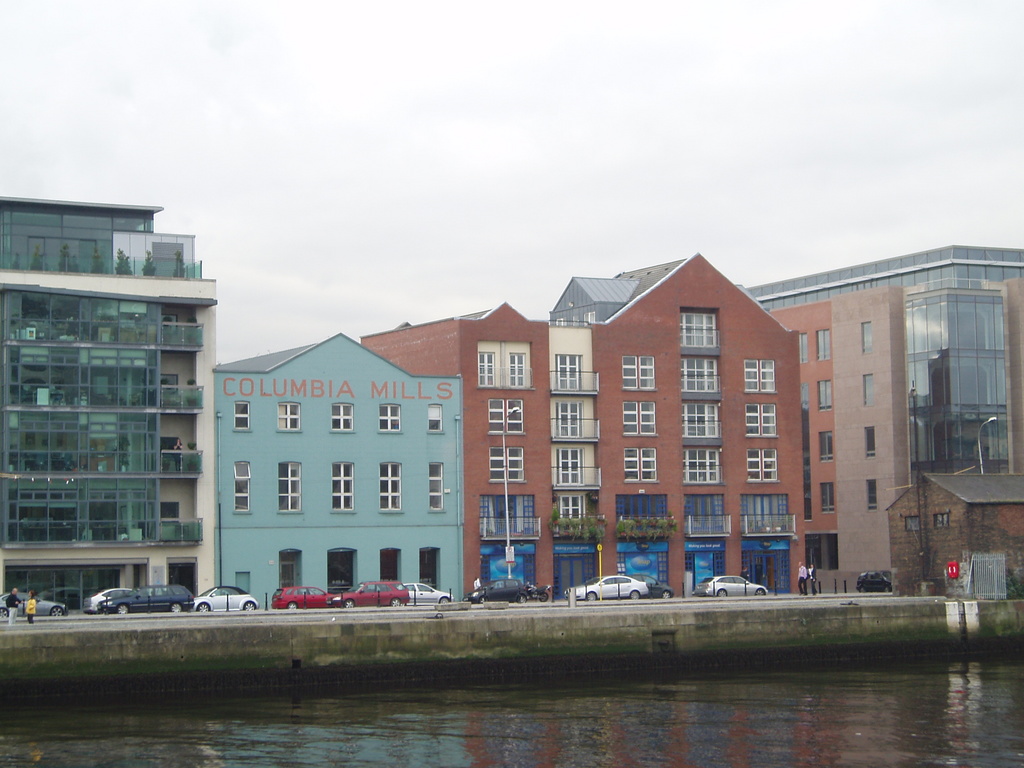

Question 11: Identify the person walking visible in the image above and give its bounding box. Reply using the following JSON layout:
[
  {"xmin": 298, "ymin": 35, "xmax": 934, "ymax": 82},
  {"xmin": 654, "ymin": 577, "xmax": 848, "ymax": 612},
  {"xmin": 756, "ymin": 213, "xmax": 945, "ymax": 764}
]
[
  {"xmin": 808, "ymin": 564, "xmax": 817, "ymax": 596},
  {"xmin": 25, "ymin": 590, "xmax": 37, "ymax": 624},
  {"xmin": 798, "ymin": 562, "xmax": 808, "ymax": 596},
  {"xmin": 5, "ymin": 587, "xmax": 22, "ymax": 626}
]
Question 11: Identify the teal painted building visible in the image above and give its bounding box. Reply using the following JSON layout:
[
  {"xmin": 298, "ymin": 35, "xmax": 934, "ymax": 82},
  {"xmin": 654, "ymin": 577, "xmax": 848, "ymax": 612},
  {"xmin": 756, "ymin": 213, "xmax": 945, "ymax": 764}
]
[{"xmin": 215, "ymin": 334, "xmax": 463, "ymax": 603}]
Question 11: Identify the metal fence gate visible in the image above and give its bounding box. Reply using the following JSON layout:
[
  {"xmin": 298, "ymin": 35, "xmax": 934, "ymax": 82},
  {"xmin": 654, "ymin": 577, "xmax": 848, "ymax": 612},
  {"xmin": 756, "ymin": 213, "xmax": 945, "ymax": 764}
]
[{"xmin": 968, "ymin": 553, "xmax": 1006, "ymax": 600}]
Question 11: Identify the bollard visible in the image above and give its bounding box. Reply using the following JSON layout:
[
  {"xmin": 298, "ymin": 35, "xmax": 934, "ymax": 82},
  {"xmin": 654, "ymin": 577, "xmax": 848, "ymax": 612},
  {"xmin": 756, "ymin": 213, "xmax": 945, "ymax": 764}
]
[{"xmin": 568, "ymin": 590, "xmax": 577, "ymax": 608}]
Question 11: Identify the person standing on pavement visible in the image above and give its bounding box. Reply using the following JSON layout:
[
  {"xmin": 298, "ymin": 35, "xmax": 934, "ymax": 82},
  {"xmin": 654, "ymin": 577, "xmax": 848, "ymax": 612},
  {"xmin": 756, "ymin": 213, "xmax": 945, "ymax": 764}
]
[
  {"xmin": 798, "ymin": 562, "xmax": 808, "ymax": 595},
  {"xmin": 25, "ymin": 590, "xmax": 37, "ymax": 624},
  {"xmin": 808, "ymin": 564, "xmax": 817, "ymax": 596},
  {"xmin": 5, "ymin": 587, "xmax": 22, "ymax": 626}
]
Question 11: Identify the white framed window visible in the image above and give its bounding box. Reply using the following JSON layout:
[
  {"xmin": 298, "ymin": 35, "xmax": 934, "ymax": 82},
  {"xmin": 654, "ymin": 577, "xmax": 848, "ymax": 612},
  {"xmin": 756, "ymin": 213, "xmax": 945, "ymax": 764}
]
[
  {"xmin": 623, "ymin": 402, "xmax": 656, "ymax": 435},
  {"xmin": 861, "ymin": 321, "xmax": 873, "ymax": 354},
  {"xmin": 379, "ymin": 462, "xmax": 401, "ymax": 510},
  {"xmin": 558, "ymin": 494, "xmax": 585, "ymax": 519},
  {"xmin": 863, "ymin": 373, "xmax": 875, "ymax": 406},
  {"xmin": 745, "ymin": 404, "xmax": 777, "ymax": 436},
  {"xmin": 625, "ymin": 447, "xmax": 657, "ymax": 481},
  {"xmin": 278, "ymin": 402, "xmax": 300, "ymax": 431},
  {"xmin": 478, "ymin": 351, "xmax": 495, "ymax": 387},
  {"xmin": 234, "ymin": 401, "xmax": 250, "ymax": 431},
  {"xmin": 746, "ymin": 449, "xmax": 778, "ymax": 482},
  {"xmin": 816, "ymin": 329, "xmax": 831, "ymax": 361},
  {"xmin": 508, "ymin": 352, "xmax": 527, "ymax": 388},
  {"xmin": 331, "ymin": 402, "xmax": 354, "ymax": 432},
  {"xmin": 555, "ymin": 354, "xmax": 583, "ymax": 390},
  {"xmin": 427, "ymin": 404, "xmax": 443, "ymax": 432},
  {"xmin": 684, "ymin": 449, "xmax": 720, "ymax": 484},
  {"xmin": 554, "ymin": 401, "xmax": 584, "ymax": 438},
  {"xmin": 622, "ymin": 355, "xmax": 655, "ymax": 389},
  {"xmin": 556, "ymin": 447, "xmax": 583, "ymax": 484},
  {"xmin": 683, "ymin": 403, "xmax": 720, "ymax": 438},
  {"xmin": 744, "ymin": 360, "xmax": 776, "ymax": 392},
  {"xmin": 332, "ymin": 462, "xmax": 354, "ymax": 511},
  {"xmin": 488, "ymin": 399, "xmax": 523, "ymax": 433},
  {"xmin": 233, "ymin": 461, "xmax": 250, "ymax": 512},
  {"xmin": 378, "ymin": 403, "xmax": 401, "ymax": 432},
  {"xmin": 489, "ymin": 447, "xmax": 524, "ymax": 482},
  {"xmin": 681, "ymin": 312, "xmax": 718, "ymax": 347},
  {"xmin": 817, "ymin": 380, "xmax": 832, "ymax": 411},
  {"xmin": 681, "ymin": 358, "xmax": 719, "ymax": 393},
  {"xmin": 429, "ymin": 462, "xmax": 444, "ymax": 510},
  {"xmin": 278, "ymin": 462, "xmax": 301, "ymax": 511}
]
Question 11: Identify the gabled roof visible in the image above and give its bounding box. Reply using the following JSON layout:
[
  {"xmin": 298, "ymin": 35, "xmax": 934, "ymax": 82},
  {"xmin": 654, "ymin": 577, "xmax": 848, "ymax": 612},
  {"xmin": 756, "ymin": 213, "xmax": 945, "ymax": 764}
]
[
  {"xmin": 571, "ymin": 276, "xmax": 639, "ymax": 305},
  {"xmin": 216, "ymin": 343, "xmax": 319, "ymax": 373},
  {"xmin": 614, "ymin": 259, "xmax": 688, "ymax": 302},
  {"xmin": 925, "ymin": 473, "xmax": 1024, "ymax": 504}
]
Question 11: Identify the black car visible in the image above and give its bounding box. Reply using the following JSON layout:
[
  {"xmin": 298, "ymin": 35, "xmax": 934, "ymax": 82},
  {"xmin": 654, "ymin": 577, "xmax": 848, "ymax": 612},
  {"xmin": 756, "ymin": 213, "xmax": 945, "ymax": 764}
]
[
  {"xmin": 856, "ymin": 571, "xmax": 893, "ymax": 593},
  {"xmin": 636, "ymin": 574, "xmax": 674, "ymax": 599},
  {"xmin": 99, "ymin": 584, "xmax": 195, "ymax": 614},
  {"xmin": 464, "ymin": 578, "xmax": 527, "ymax": 604}
]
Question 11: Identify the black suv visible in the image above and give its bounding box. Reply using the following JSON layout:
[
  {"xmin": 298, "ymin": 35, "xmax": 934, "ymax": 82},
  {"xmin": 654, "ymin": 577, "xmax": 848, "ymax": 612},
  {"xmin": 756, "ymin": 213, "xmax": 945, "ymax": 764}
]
[
  {"xmin": 99, "ymin": 584, "xmax": 195, "ymax": 614},
  {"xmin": 464, "ymin": 578, "xmax": 527, "ymax": 604},
  {"xmin": 856, "ymin": 571, "xmax": 893, "ymax": 593}
]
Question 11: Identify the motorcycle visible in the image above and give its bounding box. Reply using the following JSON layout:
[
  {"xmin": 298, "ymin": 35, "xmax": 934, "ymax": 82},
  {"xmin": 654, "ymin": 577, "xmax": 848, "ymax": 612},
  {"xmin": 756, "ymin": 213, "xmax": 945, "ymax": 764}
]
[{"xmin": 523, "ymin": 583, "xmax": 551, "ymax": 602}]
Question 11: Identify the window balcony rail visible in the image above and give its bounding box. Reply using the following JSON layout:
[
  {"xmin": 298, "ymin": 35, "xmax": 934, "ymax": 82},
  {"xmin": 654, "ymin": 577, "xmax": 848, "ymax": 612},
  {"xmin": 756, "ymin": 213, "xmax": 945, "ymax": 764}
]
[
  {"xmin": 3, "ymin": 519, "xmax": 200, "ymax": 544},
  {"xmin": 479, "ymin": 516, "xmax": 543, "ymax": 539},
  {"xmin": 551, "ymin": 466, "xmax": 602, "ymax": 489},
  {"xmin": 549, "ymin": 371, "xmax": 599, "ymax": 394},
  {"xmin": 550, "ymin": 418, "xmax": 600, "ymax": 440},
  {"xmin": 683, "ymin": 420, "xmax": 721, "ymax": 439},
  {"xmin": 681, "ymin": 329, "xmax": 720, "ymax": 348},
  {"xmin": 8, "ymin": 451, "xmax": 162, "ymax": 473},
  {"xmin": 681, "ymin": 376, "xmax": 721, "ymax": 394},
  {"xmin": 741, "ymin": 514, "xmax": 796, "ymax": 535},
  {"xmin": 549, "ymin": 516, "xmax": 606, "ymax": 541},
  {"xmin": 160, "ymin": 450, "xmax": 203, "ymax": 474},
  {"xmin": 160, "ymin": 385, "xmax": 204, "ymax": 409},
  {"xmin": 160, "ymin": 322, "xmax": 204, "ymax": 347},
  {"xmin": 159, "ymin": 519, "xmax": 204, "ymax": 542},
  {"xmin": 476, "ymin": 368, "xmax": 534, "ymax": 389},
  {"xmin": 685, "ymin": 515, "xmax": 732, "ymax": 536}
]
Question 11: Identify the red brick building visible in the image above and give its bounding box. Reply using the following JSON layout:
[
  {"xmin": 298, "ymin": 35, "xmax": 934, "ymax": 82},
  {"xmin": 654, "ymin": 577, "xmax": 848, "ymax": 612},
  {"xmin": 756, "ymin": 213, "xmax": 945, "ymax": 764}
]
[{"xmin": 364, "ymin": 255, "xmax": 804, "ymax": 597}]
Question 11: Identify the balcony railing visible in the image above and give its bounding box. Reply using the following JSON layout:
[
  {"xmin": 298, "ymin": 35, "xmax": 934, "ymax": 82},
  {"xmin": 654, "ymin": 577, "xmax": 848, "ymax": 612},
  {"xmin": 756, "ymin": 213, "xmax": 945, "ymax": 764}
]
[
  {"xmin": 550, "ymin": 418, "xmax": 600, "ymax": 441},
  {"xmin": 160, "ymin": 385, "xmax": 204, "ymax": 409},
  {"xmin": 552, "ymin": 466, "xmax": 602, "ymax": 489},
  {"xmin": 681, "ymin": 329, "xmax": 720, "ymax": 348},
  {"xmin": 4, "ymin": 518, "xmax": 202, "ymax": 544},
  {"xmin": 550, "ymin": 371, "xmax": 599, "ymax": 394},
  {"xmin": 681, "ymin": 376, "xmax": 721, "ymax": 394},
  {"xmin": 161, "ymin": 322, "xmax": 204, "ymax": 347},
  {"xmin": 685, "ymin": 515, "xmax": 732, "ymax": 536},
  {"xmin": 549, "ymin": 516, "xmax": 606, "ymax": 541},
  {"xmin": 160, "ymin": 450, "xmax": 203, "ymax": 474},
  {"xmin": 683, "ymin": 421, "xmax": 721, "ymax": 439},
  {"xmin": 741, "ymin": 514, "xmax": 796, "ymax": 536},
  {"xmin": 479, "ymin": 516, "xmax": 543, "ymax": 539},
  {"xmin": 616, "ymin": 516, "xmax": 678, "ymax": 540}
]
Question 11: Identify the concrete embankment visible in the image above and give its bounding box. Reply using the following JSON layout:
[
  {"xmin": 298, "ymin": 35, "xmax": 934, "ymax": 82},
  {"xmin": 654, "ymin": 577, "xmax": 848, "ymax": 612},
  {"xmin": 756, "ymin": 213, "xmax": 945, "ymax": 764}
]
[{"xmin": 1, "ymin": 598, "xmax": 1022, "ymax": 701}]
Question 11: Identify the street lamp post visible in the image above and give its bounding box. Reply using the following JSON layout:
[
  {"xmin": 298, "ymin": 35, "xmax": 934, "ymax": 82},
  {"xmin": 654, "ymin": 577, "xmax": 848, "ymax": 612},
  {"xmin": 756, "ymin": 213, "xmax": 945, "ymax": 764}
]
[
  {"xmin": 501, "ymin": 405, "xmax": 522, "ymax": 578},
  {"xmin": 979, "ymin": 416, "xmax": 998, "ymax": 474}
]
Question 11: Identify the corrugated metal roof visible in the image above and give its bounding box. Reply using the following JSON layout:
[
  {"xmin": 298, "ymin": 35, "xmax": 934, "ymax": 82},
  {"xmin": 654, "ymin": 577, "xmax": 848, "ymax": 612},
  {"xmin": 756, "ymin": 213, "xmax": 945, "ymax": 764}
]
[{"xmin": 926, "ymin": 473, "xmax": 1024, "ymax": 504}]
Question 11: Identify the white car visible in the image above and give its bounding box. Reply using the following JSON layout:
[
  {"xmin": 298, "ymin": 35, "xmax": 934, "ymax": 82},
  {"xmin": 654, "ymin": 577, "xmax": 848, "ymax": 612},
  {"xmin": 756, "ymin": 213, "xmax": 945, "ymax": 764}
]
[
  {"xmin": 83, "ymin": 588, "xmax": 133, "ymax": 614},
  {"xmin": 402, "ymin": 583, "xmax": 452, "ymax": 605},
  {"xmin": 693, "ymin": 575, "xmax": 768, "ymax": 597},
  {"xmin": 193, "ymin": 586, "xmax": 259, "ymax": 612},
  {"xmin": 567, "ymin": 575, "xmax": 649, "ymax": 602}
]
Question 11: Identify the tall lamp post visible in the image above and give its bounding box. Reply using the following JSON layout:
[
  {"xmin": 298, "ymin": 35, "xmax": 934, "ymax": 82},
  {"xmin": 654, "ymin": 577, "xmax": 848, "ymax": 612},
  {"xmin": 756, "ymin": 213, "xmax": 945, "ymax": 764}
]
[
  {"xmin": 979, "ymin": 416, "xmax": 998, "ymax": 474},
  {"xmin": 501, "ymin": 405, "xmax": 522, "ymax": 578}
]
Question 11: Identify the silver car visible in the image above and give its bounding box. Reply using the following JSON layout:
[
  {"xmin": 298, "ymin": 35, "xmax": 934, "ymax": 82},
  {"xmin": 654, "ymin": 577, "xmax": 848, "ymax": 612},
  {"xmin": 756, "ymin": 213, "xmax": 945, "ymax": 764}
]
[
  {"xmin": 83, "ymin": 588, "xmax": 133, "ymax": 614},
  {"xmin": 567, "ymin": 575, "xmax": 649, "ymax": 601},
  {"xmin": 402, "ymin": 583, "xmax": 452, "ymax": 605},
  {"xmin": 1, "ymin": 592, "xmax": 68, "ymax": 617},
  {"xmin": 193, "ymin": 586, "xmax": 259, "ymax": 612},
  {"xmin": 693, "ymin": 575, "xmax": 768, "ymax": 597}
]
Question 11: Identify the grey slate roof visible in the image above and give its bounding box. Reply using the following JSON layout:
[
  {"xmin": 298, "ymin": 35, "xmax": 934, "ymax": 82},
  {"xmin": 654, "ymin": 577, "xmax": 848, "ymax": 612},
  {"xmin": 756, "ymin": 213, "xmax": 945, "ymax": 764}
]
[
  {"xmin": 216, "ymin": 343, "xmax": 319, "ymax": 373},
  {"xmin": 614, "ymin": 259, "xmax": 689, "ymax": 302},
  {"xmin": 925, "ymin": 473, "xmax": 1024, "ymax": 504},
  {"xmin": 572, "ymin": 277, "xmax": 639, "ymax": 305}
]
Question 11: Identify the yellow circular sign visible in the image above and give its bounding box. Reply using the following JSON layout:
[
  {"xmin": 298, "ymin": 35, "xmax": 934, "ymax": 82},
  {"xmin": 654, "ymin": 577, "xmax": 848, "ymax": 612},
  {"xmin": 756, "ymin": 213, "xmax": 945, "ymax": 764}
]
[{"xmin": 597, "ymin": 544, "xmax": 603, "ymax": 552}]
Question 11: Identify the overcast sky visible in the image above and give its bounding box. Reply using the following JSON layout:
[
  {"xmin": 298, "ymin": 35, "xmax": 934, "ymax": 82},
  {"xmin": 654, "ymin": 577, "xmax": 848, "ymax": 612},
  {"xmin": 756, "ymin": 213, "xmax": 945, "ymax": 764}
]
[{"xmin": 3, "ymin": 2, "xmax": 1022, "ymax": 363}]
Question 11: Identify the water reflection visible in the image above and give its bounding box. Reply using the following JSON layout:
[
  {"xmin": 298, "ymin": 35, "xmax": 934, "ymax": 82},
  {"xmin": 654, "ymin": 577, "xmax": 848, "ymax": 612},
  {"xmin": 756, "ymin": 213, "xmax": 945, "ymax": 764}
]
[{"xmin": 3, "ymin": 659, "xmax": 1023, "ymax": 767}]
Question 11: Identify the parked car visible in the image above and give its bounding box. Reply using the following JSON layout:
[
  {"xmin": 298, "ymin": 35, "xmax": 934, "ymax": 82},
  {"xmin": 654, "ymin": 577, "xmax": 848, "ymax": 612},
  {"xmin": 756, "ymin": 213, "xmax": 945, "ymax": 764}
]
[
  {"xmin": 403, "ymin": 583, "xmax": 452, "ymax": 605},
  {"xmin": 693, "ymin": 575, "xmax": 768, "ymax": 597},
  {"xmin": 82, "ymin": 588, "xmax": 133, "ymax": 614},
  {"xmin": 194, "ymin": 586, "xmax": 259, "ymax": 612},
  {"xmin": 636, "ymin": 574, "xmax": 674, "ymax": 599},
  {"xmin": 856, "ymin": 571, "xmax": 893, "ymax": 593},
  {"xmin": 271, "ymin": 586, "xmax": 334, "ymax": 609},
  {"xmin": 333, "ymin": 581, "xmax": 409, "ymax": 608},
  {"xmin": 567, "ymin": 575, "xmax": 650, "ymax": 601},
  {"xmin": 98, "ymin": 585, "xmax": 194, "ymax": 614},
  {"xmin": 464, "ymin": 578, "xmax": 527, "ymax": 604},
  {"xmin": 0, "ymin": 592, "xmax": 68, "ymax": 617}
]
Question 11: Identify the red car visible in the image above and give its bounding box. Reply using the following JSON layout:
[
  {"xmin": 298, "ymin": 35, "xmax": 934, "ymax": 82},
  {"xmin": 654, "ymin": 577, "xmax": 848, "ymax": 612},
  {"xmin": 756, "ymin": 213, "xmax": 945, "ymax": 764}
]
[
  {"xmin": 333, "ymin": 581, "xmax": 409, "ymax": 608},
  {"xmin": 271, "ymin": 586, "xmax": 333, "ymax": 609}
]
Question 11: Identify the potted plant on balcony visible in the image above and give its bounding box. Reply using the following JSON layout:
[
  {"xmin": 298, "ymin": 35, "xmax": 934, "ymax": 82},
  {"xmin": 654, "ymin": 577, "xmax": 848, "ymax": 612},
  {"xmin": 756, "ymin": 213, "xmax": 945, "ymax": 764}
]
[
  {"xmin": 30, "ymin": 244, "xmax": 44, "ymax": 271},
  {"xmin": 174, "ymin": 250, "xmax": 184, "ymax": 278},
  {"xmin": 115, "ymin": 248, "xmax": 132, "ymax": 275},
  {"xmin": 91, "ymin": 245, "xmax": 104, "ymax": 274},
  {"xmin": 142, "ymin": 250, "xmax": 156, "ymax": 276},
  {"xmin": 184, "ymin": 443, "xmax": 199, "ymax": 472}
]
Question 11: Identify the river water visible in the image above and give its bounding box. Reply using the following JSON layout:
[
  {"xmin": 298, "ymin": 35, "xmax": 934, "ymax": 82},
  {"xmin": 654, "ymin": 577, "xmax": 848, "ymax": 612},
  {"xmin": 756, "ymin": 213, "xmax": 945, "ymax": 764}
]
[{"xmin": 3, "ymin": 657, "xmax": 1023, "ymax": 767}]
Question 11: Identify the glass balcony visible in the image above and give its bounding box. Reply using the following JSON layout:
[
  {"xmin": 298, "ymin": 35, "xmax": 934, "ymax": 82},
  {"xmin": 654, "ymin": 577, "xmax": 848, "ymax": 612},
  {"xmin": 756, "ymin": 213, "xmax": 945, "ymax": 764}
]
[
  {"xmin": 685, "ymin": 515, "xmax": 732, "ymax": 537},
  {"xmin": 160, "ymin": 385, "xmax": 203, "ymax": 409},
  {"xmin": 159, "ymin": 519, "xmax": 203, "ymax": 542},
  {"xmin": 160, "ymin": 450, "xmax": 203, "ymax": 474},
  {"xmin": 4, "ymin": 518, "xmax": 199, "ymax": 544},
  {"xmin": 160, "ymin": 322, "xmax": 203, "ymax": 347},
  {"xmin": 741, "ymin": 514, "xmax": 796, "ymax": 535},
  {"xmin": 478, "ymin": 517, "xmax": 543, "ymax": 539}
]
